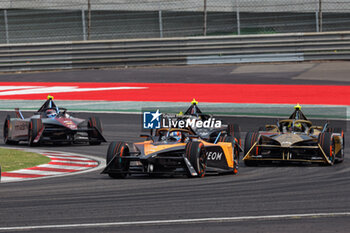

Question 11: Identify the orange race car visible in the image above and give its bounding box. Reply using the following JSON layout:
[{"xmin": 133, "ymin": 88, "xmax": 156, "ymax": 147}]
[{"xmin": 102, "ymin": 127, "xmax": 239, "ymax": 178}]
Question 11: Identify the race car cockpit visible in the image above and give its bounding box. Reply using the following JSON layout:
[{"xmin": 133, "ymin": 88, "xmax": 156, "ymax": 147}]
[
  {"xmin": 279, "ymin": 120, "xmax": 311, "ymax": 133},
  {"xmin": 279, "ymin": 104, "xmax": 312, "ymax": 133},
  {"xmin": 37, "ymin": 95, "xmax": 69, "ymax": 118},
  {"xmin": 155, "ymin": 128, "xmax": 192, "ymax": 143},
  {"xmin": 182, "ymin": 98, "xmax": 211, "ymax": 121},
  {"xmin": 288, "ymin": 103, "xmax": 309, "ymax": 121}
]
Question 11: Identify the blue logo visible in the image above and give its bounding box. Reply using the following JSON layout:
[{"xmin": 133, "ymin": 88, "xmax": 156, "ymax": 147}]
[{"xmin": 143, "ymin": 109, "xmax": 162, "ymax": 129}]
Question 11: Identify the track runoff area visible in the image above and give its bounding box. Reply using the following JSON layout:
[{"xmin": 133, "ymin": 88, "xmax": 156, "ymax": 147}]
[
  {"xmin": 0, "ymin": 81, "xmax": 349, "ymax": 231},
  {"xmin": 0, "ymin": 82, "xmax": 349, "ymax": 118},
  {"xmin": 0, "ymin": 82, "xmax": 348, "ymax": 106}
]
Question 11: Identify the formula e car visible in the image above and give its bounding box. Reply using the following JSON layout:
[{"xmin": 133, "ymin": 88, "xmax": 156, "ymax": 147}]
[
  {"xmin": 102, "ymin": 127, "xmax": 239, "ymax": 178},
  {"xmin": 243, "ymin": 104, "xmax": 345, "ymax": 166},
  {"xmin": 3, "ymin": 96, "xmax": 106, "ymax": 146},
  {"xmin": 159, "ymin": 99, "xmax": 242, "ymax": 148},
  {"xmin": 180, "ymin": 99, "xmax": 242, "ymax": 145}
]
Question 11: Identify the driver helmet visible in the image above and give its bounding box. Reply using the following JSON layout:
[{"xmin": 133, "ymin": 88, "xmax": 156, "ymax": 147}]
[
  {"xmin": 46, "ymin": 109, "xmax": 57, "ymax": 118},
  {"xmin": 169, "ymin": 131, "xmax": 182, "ymax": 142},
  {"xmin": 294, "ymin": 122, "xmax": 303, "ymax": 132}
]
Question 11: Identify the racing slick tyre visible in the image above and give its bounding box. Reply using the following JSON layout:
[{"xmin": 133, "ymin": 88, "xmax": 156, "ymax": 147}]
[
  {"xmin": 325, "ymin": 128, "xmax": 344, "ymax": 163},
  {"xmin": 222, "ymin": 135, "xmax": 239, "ymax": 174},
  {"xmin": 318, "ymin": 132, "xmax": 335, "ymax": 165},
  {"xmin": 333, "ymin": 128, "xmax": 344, "ymax": 163},
  {"xmin": 326, "ymin": 127, "xmax": 342, "ymax": 134},
  {"xmin": 185, "ymin": 141, "xmax": 207, "ymax": 178},
  {"xmin": 227, "ymin": 124, "xmax": 241, "ymax": 146},
  {"xmin": 88, "ymin": 116, "xmax": 103, "ymax": 145},
  {"xmin": 243, "ymin": 132, "xmax": 260, "ymax": 167},
  {"xmin": 3, "ymin": 115, "xmax": 19, "ymax": 145},
  {"xmin": 106, "ymin": 141, "xmax": 130, "ymax": 179},
  {"xmin": 28, "ymin": 119, "xmax": 43, "ymax": 147}
]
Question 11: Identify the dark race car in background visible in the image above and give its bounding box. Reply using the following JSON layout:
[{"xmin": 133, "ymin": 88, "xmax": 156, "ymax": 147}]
[
  {"xmin": 157, "ymin": 99, "xmax": 243, "ymax": 156},
  {"xmin": 243, "ymin": 104, "xmax": 345, "ymax": 166},
  {"xmin": 3, "ymin": 96, "xmax": 106, "ymax": 146}
]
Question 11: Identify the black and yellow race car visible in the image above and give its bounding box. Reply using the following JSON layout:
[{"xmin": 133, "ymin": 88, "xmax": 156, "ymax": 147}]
[
  {"xmin": 176, "ymin": 99, "xmax": 242, "ymax": 146},
  {"xmin": 102, "ymin": 127, "xmax": 239, "ymax": 178},
  {"xmin": 158, "ymin": 99, "xmax": 242, "ymax": 151},
  {"xmin": 243, "ymin": 104, "xmax": 345, "ymax": 166}
]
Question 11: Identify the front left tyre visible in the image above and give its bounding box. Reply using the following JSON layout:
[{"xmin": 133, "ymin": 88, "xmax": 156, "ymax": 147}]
[
  {"xmin": 106, "ymin": 141, "xmax": 130, "ymax": 179},
  {"xmin": 28, "ymin": 119, "xmax": 43, "ymax": 147},
  {"xmin": 3, "ymin": 115, "xmax": 18, "ymax": 145},
  {"xmin": 318, "ymin": 132, "xmax": 335, "ymax": 165},
  {"xmin": 243, "ymin": 131, "xmax": 260, "ymax": 166},
  {"xmin": 185, "ymin": 141, "xmax": 207, "ymax": 178}
]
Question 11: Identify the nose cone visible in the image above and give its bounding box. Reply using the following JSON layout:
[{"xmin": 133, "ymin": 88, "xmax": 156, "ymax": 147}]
[{"xmin": 274, "ymin": 133, "xmax": 304, "ymax": 147}]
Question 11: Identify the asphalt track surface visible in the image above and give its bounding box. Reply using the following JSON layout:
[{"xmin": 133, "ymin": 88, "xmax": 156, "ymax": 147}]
[
  {"xmin": 0, "ymin": 62, "xmax": 350, "ymax": 233},
  {"xmin": 1, "ymin": 61, "xmax": 350, "ymax": 85}
]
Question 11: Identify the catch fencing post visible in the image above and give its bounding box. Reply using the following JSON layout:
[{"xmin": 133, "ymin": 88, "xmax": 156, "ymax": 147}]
[
  {"xmin": 236, "ymin": 0, "xmax": 240, "ymax": 35},
  {"xmin": 87, "ymin": 0, "xmax": 91, "ymax": 40},
  {"xmin": 82, "ymin": 9, "xmax": 87, "ymax": 40},
  {"xmin": 318, "ymin": 0, "xmax": 323, "ymax": 32},
  {"xmin": 4, "ymin": 9, "xmax": 9, "ymax": 44},
  {"xmin": 203, "ymin": 0, "xmax": 207, "ymax": 36},
  {"xmin": 316, "ymin": 11, "xmax": 319, "ymax": 32},
  {"xmin": 158, "ymin": 2, "xmax": 163, "ymax": 38}
]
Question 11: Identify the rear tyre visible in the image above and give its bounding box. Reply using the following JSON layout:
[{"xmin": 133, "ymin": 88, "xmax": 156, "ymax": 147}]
[
  {"xmin": 328, "ymin": 128, "xmax": 345, "ymax": 163},
  {"xmin": 227, "ymin": 124, "xmax": 241, "ymax": 146},
  {"xmin": 326, "ymin": 127, "xmax": 342, "ymax": 133},
  {"xmin": 106, "ymin": 141, "xmax": 130, "ymax": 179},
  {"xmin": 88, "ymin": 116, "xmax": 103, "ymax": 145},
  {"xmin": 185, "ymin": 141, "xmax": 207, "ymax": 178},
  {"xmin": 318, "ymin": 132, "xmax": 335, "ymax": 165},
  {"xmin": 28, "ymin": 119, "xmax": 43, "ymax": 147},
  {"xmin": 338, "ymin": 129, "xmax": 345, "ymax": 163},
  {"xmin": 243, "ymin": 132, "xmax": 260, "ymax": 167},
  {"xmin": 3, "ymin": 115, "xmax": 18, "ymax": 145},
  {"xmin": 222, "ymin": 135, "xmax": 239, "ymax": 174}
]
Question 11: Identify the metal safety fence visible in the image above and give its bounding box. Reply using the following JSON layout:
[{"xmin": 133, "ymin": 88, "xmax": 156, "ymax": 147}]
[
  {"xmin": 1, "ymin": 0, "xmax": 350, "ymax": 43},
  {"xmin": 0, "ymin": 31, "xmax": 350, "ymax": 72}
]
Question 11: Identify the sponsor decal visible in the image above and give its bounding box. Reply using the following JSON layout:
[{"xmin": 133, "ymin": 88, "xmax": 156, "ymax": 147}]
[
  {"xmin": 143, "ymin": 109, "xmax": 162, "ymax": 129},
  {"xmin": 206, "ymin": 151, "xmax": 223, "ymax": 160},
  {"xmin": 14, "ymin": 122, "xmax": 27, "ymax": 131},
  {"xmin": 12, "ymin": 121, "xmax": 28, "ymax": 137},
  {"xmin": 142, "ymin": 109, "xmax": 222, "ymax": 129},
  {"xmin": 163, "ymin": 117, "xmax": 222, "ymax": 129},
  {"xmin": 63, "ymin": 120, "xmax": 78, "ymax": 130},
  {"xmin": 56, "ymin": 118, "xmax": 78, "ymax": 130}
]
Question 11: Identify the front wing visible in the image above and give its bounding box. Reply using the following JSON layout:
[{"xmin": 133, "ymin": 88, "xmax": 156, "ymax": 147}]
[
  {"xmin": 101, "ymin": 153, "xmax": 198, "ymax": 176},
  {"xmin": 38, "ymin": 126, "xmax": 106, "ymax": 143},
  {"xmin": 243, "ymin": 141, "xmax": 334, "ymax": 164},
  {"xmin": 102, "ymin": 144, "xmax": 236, "ymax": 177}
]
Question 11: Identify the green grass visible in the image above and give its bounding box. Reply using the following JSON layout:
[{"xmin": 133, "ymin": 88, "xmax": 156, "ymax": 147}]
[{"xmin": 0, "ymin": 148, "xmax": 50, "ymax": 172}]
